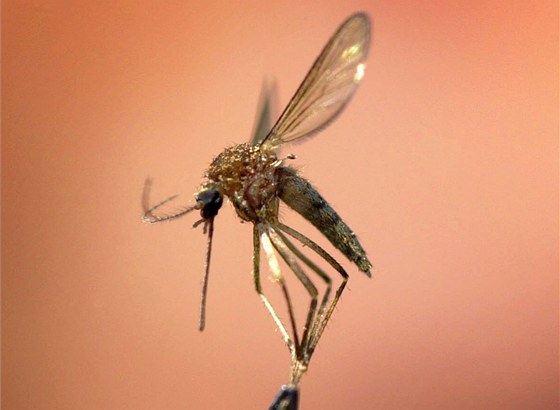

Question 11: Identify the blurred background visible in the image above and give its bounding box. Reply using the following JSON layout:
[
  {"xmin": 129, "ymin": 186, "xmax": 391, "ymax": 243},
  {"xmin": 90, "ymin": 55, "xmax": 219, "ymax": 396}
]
[{"xmin": 3, "ymin": 1, "xmax": 558, "ymax": 409}]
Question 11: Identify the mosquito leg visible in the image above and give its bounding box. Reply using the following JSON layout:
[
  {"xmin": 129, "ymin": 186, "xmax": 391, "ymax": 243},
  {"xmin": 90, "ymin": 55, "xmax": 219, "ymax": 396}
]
[
  {"xmin": 272, "ymin": 229, "xmax": 332, "ymax": 357},
  {"xmin": 253, "ymin": 225, "xmax": 296, "ymax": 357},
  {"xmin": 278, "ymin": 279, "xmax": 301, "ymax": 355},
  {"xmin": 262, "ymin": 224, "xmax": 302, "ymax": 353},
  {"xmin": 277, "ymin": 222, "xmax": 349, "ymax": 359},
  {"xmin": 265, "ymin": 226, "xmax": 318, "ymax": 366},
  {"xmin": 309, "ymin": 271, "xmax": 347, "ymax": 357}
]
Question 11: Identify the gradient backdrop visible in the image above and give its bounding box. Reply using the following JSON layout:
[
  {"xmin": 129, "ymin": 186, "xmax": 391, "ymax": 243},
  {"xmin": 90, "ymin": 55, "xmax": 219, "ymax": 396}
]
[{"xmin": 3, "ymin": 1, "xmax": 558, "ymax": 409}]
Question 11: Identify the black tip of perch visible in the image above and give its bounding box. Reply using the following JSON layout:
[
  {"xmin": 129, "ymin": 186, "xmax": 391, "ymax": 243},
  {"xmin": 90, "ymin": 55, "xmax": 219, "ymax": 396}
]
[{"xmin": 269, "ymin": 384, "xmax": 299, "ymax": 410}]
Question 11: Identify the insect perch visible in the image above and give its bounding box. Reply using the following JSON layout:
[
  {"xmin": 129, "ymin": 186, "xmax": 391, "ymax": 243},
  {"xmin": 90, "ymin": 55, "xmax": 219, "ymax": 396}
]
[{"xmin": 143, "ymin": 11, "xmax": 372, "ymax": 398}]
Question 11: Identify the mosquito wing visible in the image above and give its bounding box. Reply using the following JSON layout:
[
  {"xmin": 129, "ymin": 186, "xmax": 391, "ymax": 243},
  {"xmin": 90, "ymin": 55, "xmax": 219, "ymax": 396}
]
[
  {"xmin": 250, "ymin": 80, "xmax": 277, "ymax": 145},
  {"xmin": 260, "ymin": 13, "xmax": 370, "ymax": 151}
]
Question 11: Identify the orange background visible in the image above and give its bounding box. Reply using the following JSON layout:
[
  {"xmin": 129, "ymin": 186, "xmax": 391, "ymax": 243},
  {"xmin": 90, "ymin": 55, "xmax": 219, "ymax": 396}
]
[{"xmin": 3, "ymin": 1, "xmax": 558, "ymax": 409}]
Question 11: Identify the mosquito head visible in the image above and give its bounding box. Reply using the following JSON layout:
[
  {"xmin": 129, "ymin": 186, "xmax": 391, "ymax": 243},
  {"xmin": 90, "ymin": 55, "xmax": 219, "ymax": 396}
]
[{"xmin": 196, "ymin": 187, "xmax": 223, "ymax": 220}]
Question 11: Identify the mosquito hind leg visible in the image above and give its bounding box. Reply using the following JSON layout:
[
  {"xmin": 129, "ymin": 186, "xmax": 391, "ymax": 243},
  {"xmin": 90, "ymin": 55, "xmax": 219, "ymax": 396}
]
[
  {"xmin": 277, "ymin": 222, "xmax": 349, "ymax": 358},
  {"xmin": 272, "ymin": 229, "xmax": 332, "ymax": 356}
]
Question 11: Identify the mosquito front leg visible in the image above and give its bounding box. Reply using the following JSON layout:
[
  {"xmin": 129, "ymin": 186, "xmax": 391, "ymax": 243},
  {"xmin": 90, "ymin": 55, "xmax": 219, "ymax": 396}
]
[
  {"xmin": 267, "ymin": 225, "xmax": 319, "ymax": 360},
  {"xmin": 253, "ymin": 225, "xmax": 296, "ymax": 357}
]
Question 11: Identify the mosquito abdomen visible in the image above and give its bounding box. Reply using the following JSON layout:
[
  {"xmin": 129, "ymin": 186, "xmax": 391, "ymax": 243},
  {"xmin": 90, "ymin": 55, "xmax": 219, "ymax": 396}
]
[{"xmin": 276, "ymin": 166, "xmax": 372, "ymax": 276}]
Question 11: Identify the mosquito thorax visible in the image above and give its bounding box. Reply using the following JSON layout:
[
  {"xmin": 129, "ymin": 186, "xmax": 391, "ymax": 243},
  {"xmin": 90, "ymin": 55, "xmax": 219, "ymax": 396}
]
[
  {"xmin": 207, "ymin": 143, "xmax": 276, "ymax": 183},
  {"xmin": 196, "ymin": 188, "xmax": 223, "ymax": 219},
  {"xmin": 205, "ymin": 143, "xmax": 280, "ymax": 222}
]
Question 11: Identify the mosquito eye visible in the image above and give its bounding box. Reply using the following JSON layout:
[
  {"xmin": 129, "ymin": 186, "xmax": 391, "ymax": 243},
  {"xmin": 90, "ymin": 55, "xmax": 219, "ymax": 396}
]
[{"xmin": 197, "ymin": 189, "xmax": 223, "ymax": 219}]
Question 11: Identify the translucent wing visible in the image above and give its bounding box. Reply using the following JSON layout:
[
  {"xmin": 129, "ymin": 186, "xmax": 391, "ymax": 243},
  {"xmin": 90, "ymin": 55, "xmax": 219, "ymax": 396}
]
[
  {"xmin": 260, "ymin": 13, "xmax": 370, "ymax": 150},
  {"xmin": 250, "ymin": 80, "xmax": 277, "ymax": 145}
]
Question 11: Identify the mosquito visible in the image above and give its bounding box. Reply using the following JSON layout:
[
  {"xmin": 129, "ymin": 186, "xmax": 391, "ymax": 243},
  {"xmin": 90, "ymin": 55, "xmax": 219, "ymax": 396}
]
[{"xmin": 143, "ymin": 12, "xmax": 372, "ymax": 391}]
